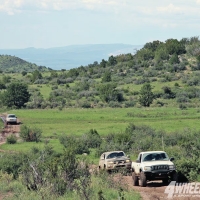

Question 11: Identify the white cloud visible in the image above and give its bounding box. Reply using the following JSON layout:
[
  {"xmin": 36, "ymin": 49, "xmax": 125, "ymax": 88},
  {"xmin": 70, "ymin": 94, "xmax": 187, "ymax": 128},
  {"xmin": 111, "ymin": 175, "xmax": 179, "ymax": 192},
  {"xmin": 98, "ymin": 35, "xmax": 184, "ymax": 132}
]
[
  {"xmin": 0, "ymin": 0, "xmax": 200, "ymax": 25},
  {"xmin": 0, "ymin": 0, "xmax": 80, "ymax": 14},
  {"xmin": 157, "ymin": 4, "xmax": 183, "ymax": 14},
  {"xmin": 0, "ymin": 0, "xmax": 123, "ymax": 14}
]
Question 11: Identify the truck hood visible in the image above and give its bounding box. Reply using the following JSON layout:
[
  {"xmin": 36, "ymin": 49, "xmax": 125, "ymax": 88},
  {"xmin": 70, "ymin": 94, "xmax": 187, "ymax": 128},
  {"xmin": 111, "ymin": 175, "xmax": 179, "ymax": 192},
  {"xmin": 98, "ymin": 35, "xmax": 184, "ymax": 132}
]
[{"xmin": 142, "ymin": 160, "xmax": 174, "ymax": 166}]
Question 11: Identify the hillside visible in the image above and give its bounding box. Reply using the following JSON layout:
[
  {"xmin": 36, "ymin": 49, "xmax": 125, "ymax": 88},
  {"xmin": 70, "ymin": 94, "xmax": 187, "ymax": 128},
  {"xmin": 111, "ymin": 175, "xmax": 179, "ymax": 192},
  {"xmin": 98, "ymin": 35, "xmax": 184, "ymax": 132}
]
[
  {"xmin": 0, "ymin": 36, "xmax": 200, "ymax": 110},
  {"xmin": 0, "ymin": 55, "xmax": 49, "ymax": 73}
]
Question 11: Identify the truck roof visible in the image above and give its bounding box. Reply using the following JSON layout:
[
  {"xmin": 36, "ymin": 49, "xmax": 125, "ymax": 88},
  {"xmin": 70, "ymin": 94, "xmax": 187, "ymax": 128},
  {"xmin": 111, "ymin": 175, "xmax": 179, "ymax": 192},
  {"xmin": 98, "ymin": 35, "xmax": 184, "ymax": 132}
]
[
  {"xmin": 101, "ymin": 151, "xmax": 125, "ymax": 155},
  {"xmin": 140, "ymin": 151, "xmax": 166, "ymax": 154}
]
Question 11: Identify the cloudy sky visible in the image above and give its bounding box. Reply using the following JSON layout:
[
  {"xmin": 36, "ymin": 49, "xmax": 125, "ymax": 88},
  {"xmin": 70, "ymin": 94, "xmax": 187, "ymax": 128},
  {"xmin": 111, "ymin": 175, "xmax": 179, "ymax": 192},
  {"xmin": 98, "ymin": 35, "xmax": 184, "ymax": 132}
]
[{"xmin": 0, "ymin": 0, "xmax": 200, "ymax": 49}]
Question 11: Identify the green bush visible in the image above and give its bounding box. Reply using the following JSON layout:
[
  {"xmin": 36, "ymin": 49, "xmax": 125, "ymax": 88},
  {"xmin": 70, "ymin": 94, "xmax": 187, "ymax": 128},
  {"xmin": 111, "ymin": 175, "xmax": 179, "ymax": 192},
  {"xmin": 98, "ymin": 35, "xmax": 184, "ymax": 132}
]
[
  {"xmin": 0, "ymin": 153, "xmax": 24, "ymax": 179},
  {"xmin": 6, "ymin": 134, "xmax": 17, "ymax": 144},
  {"xmin": 82, "ymin": 129, "xmax": 102, "ymax": 148},
  {"xmin": 20, "ymin": 125, "xmax": 42, "ymax": 142},
  {"xmin": 59, "ymin": 135, "xmax": 90, "ymax": 155}
]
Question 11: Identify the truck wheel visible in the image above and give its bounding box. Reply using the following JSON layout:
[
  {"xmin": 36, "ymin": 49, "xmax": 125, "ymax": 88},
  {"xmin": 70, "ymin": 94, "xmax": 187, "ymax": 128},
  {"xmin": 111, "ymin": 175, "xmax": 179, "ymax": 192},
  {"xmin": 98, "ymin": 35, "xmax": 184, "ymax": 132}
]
[
  {"xmin": 132, "ymin": 172, "xmax": 139, "ymax": 186},
  {"xmin": 162, "ymin": 178, "xmax": 169, "ymax": 185},
  {"xmin": 171, "ymin": 172, "xmax": 178, "ymax": 182},
  {"xmin": 140, "ymin": 172, "xmax": 147, "ymax": 187}
]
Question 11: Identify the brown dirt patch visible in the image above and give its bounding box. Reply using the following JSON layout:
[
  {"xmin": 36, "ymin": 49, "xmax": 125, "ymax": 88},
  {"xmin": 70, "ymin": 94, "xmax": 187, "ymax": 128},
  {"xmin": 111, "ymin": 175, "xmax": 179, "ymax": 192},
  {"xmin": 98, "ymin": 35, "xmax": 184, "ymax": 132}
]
[{"xmin": 117, "ymin": 175, "xmax": 200, "ymax": 200}]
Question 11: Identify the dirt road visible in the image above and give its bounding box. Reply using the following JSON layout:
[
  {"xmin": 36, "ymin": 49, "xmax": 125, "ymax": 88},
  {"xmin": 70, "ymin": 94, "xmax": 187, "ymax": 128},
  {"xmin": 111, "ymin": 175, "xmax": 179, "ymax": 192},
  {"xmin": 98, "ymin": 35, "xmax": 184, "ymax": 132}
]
[{"xmin": 120, "ymin": 175, "xmax": 200, "ymax": 200}]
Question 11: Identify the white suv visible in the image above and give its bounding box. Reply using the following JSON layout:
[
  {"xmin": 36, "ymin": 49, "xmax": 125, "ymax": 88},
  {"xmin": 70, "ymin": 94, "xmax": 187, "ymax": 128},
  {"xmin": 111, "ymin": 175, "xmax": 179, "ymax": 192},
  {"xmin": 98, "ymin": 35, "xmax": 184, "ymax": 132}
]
[{"xmin": 6, "ymin": 114, "xmax": 17, "ymax": 125}]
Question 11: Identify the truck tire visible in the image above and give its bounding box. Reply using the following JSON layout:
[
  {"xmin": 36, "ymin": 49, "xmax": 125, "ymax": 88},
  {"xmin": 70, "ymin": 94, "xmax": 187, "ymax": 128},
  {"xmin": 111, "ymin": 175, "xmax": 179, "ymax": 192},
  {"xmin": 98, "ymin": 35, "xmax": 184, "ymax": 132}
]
[
  {"xmin": 162, "ymin": 178, "xmax": 169, "ymax": 185},
  {"xmin": 171, "ymin": 171, "xmax": 178, "ymax": 182},
  {"xmin": 140, "ymin": 172, "xmax": 147, "ymax": 187},
  {"xmin": 132, "ymin": 172, "xmax": 139, "ymax": 186}
]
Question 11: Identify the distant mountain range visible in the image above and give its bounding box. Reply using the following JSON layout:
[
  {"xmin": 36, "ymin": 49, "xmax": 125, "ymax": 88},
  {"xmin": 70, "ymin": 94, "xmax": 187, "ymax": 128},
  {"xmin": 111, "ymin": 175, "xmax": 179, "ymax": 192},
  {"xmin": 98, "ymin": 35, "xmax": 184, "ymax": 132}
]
[{"xmin": 0, "ymin": 44, "xmax": 142, "ymax": 70}]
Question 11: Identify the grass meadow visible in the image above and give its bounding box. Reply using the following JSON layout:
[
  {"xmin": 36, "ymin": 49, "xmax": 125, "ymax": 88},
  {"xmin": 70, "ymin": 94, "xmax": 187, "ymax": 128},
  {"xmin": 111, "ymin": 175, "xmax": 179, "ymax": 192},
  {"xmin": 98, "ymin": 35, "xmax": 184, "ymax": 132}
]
[{"xmin": 1, "ymin": 106, "xmax": 200, "ymax": 155}]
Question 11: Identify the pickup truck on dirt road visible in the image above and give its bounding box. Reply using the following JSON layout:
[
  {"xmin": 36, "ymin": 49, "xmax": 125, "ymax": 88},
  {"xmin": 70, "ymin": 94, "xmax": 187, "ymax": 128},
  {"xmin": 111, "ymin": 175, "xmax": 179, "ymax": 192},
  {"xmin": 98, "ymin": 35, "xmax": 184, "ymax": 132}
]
[
  {"xmin": 99, "ymin": 151, "xmax": 131, "ymax": 173},
  {"xmin": 6, "ymin": 114, "xmax": 17, "ymax": 125},
  {"xmin": 131, "ymin": 151, "xmax": 177, "ymax": 187}
]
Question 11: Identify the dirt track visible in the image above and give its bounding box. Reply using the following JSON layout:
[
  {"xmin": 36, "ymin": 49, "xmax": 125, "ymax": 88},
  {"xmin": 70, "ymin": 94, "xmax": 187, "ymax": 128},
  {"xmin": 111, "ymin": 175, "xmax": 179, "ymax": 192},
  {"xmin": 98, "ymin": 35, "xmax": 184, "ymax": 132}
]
[{"xmin": 118, "ymin": 175, "xmax": 200, "ymax": 200}]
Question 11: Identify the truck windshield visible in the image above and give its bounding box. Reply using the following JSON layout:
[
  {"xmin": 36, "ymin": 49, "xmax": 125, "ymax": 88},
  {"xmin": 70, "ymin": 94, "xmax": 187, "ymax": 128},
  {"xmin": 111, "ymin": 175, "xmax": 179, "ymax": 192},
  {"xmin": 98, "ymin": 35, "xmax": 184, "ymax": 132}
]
[
  {"xmin": 8, "ymin": 115, "xmax": 16, "ymax": 118},
  {"xmin": 142, "ymin": 152, "xmax": 169, "ymax": 162},
  {"xmin": 107, "ymin": 152, "xmax": 125, "ymax": 159}
]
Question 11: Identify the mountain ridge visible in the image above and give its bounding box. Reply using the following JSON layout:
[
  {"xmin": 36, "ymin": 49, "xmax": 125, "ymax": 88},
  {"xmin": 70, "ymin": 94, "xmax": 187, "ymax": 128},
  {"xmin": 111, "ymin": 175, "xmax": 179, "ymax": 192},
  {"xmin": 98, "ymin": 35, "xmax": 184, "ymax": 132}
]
[{"xmin": 0, "ymin": 44, "xmax": 143, "ymax": 70}]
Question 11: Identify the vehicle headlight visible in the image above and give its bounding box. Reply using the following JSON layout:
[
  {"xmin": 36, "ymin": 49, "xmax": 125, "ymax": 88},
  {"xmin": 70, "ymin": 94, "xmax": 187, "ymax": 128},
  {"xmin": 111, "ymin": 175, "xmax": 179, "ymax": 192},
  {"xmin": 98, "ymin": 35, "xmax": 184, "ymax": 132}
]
[
  {"xmin": 126, "ymin": 159, "xmax": 131, "ymax": 163},
  {"xmin": 107, "ymin": 161, "xmax": 114, "ymax": 164},
  {"xmin": 144, "ymin": 166, "xmax": 152, "ymax": 171},
  {"xmin": 169, "ymin": 165, "xmax": 175, "ymax": 170}
]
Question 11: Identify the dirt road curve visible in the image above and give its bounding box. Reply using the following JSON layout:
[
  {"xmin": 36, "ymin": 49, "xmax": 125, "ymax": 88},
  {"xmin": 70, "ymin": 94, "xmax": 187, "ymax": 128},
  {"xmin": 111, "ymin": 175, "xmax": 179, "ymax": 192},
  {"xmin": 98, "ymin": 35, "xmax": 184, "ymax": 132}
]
[{"xmin": 121, "ymin": 176, "xmax": 200, "ymax": 200}]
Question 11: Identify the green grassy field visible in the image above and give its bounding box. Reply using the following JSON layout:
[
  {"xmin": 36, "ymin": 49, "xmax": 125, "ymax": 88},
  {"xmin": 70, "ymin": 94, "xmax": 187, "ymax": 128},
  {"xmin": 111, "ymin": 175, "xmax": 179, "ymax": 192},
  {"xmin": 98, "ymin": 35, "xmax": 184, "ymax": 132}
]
[
  {"xmin": 7, "ymin": 107, "xmax": 200, "ymax": 135},
  {"xmin": 1, "ymin": 107, "xmax": 200, "ymax": 154}
]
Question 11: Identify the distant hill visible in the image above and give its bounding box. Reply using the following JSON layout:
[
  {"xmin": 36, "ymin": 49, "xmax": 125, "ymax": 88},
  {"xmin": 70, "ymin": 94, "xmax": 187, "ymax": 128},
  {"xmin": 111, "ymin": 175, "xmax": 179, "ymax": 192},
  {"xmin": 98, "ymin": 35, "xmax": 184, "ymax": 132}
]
[
  {"xmin": 0, "ymin": 55, "xmax": 49, "ymax": 73},
  {"xmin": 0, "ymin": 44, "xmax": 143, "ymax": 70}
]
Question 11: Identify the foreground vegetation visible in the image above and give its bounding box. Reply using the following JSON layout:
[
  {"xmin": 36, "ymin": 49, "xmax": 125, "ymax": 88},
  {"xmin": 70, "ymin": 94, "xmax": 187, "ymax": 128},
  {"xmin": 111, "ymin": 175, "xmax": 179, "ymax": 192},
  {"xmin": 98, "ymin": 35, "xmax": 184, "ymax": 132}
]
[{"xmin": 0, "ymin": 148, "xmax": 140, "ymax": 200}]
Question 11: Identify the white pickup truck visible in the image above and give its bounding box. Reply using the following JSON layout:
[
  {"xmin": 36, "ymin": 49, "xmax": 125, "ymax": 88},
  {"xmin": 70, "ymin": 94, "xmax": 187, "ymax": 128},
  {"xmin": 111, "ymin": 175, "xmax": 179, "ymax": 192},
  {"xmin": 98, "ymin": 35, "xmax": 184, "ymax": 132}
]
[
  {"xmin": 131, "ymin": 151, "xmax": 177, "ymax": 187},
  {"xmin": 6, "ymin": 114, "xmax": 17, "ymax": 125}
]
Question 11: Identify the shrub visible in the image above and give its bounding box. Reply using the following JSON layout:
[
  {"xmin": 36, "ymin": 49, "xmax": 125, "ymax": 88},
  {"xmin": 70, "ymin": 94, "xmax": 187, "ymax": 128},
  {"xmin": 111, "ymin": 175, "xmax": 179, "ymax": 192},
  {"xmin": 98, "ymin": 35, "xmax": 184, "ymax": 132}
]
[
  {"xmin": 97, "ymin": 83, "xmax": 124, "ymax": 103},
  {"xmin": 51, "ymin": 85, "xmax": 58, "ymax": 90},
  {"xmin": 0, "ymin": 153, "xmax": 24, "ymax": 179},
  {"xmin": 108, "ymin": 101, "xmax": 122, "ymax": 108},
  {"xmin": 34, "ymin": 79, "xmax": 48, "ymax": 84},
  {"xmin": 20, "ymin": 125, "xmax": 42, "ymax": 142},
  {"xmin": 6, "ymin": 134, "xmax": 17, "ymax": 144},
  {"xmin": 174, "ymin": 82, "xmax": 180, "ymax": 87},
  {"xmin": 132, "ymin": 91, "xmax": 139, "ymax": 95},
  {"xmin": 124, "ymin": 101, "xmax": 135, "ymax": 108},
  {"xmin": 82, "ymin": 129, "xmax": 102, "ymax": 148},
  {"xmin": 80, "ymin": 101, "xmax": 91, "ymax": 108},
  {"xmin": 179, "ymin": 104, "xmax": 187, "ymax": 110},
  {"xmin": 59, "ymin": 135, "xmax": 90, "ymax": 154},
  {"xmin": 134, "ymin": 78, "xmax": 150, "ymax": 85},
  {"xmin": 176, "ymin": 91, "xmax": 190, "ymax": 103},
  {"xmin": 156, "ymin": 101, "xmax": 165, "ymax": 107}
]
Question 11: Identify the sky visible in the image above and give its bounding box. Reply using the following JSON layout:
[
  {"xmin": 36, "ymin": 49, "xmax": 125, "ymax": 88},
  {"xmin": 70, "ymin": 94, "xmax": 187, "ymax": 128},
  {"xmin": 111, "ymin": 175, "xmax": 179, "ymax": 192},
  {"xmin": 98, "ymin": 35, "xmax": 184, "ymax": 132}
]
[{"xmin": 0, "ymin": 0, "xmax": 200, "ymax": 49}]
